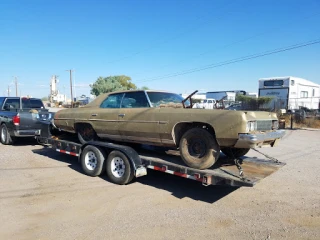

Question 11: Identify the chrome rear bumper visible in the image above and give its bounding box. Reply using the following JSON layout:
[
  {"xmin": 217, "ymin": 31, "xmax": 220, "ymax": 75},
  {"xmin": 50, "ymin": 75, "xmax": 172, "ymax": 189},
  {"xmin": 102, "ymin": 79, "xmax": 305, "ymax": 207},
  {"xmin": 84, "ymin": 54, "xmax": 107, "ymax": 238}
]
[{"xmin": 14, "ymin": 129, "xmax": 39, "ymax": 137}]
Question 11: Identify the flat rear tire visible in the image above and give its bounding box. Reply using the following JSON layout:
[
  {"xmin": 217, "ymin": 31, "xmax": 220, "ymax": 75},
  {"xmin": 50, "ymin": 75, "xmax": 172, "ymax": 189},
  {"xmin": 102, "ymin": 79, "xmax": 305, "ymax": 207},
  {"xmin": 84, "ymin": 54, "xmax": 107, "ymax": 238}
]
[{"xmin": 77, "ymin": 124, "xmax": 98, "ymax": 144}]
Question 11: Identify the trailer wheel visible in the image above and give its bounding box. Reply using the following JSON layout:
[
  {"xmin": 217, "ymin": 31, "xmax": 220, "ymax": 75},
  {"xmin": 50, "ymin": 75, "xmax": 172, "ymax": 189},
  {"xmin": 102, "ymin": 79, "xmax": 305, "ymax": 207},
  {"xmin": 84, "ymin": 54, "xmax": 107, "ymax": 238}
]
[
  {"xmin": 0, "ymin": 124, "xmax": 15, "ymax": 145},
  {"xmin": 80, "ymin": 145, "xmax": 106, "ymax": 176},
  {"xmin": 179, "ymin": 128, "xmax": 220, "ymax": 170},
  {"xmin": 221, "ymin": 147, "xmax": 250, "ymax": 158},
  {"xmin": 106, "ymin": 150, "xmax": 134, "ymax": 185}
]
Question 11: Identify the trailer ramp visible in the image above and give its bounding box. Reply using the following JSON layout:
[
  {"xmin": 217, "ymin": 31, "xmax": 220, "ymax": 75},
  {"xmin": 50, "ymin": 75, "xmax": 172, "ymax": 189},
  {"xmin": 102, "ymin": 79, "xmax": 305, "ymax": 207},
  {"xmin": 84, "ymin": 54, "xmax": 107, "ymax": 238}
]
[{"xmin": 139, "ymin": 149, "xmax": 285, "ymax": 187}]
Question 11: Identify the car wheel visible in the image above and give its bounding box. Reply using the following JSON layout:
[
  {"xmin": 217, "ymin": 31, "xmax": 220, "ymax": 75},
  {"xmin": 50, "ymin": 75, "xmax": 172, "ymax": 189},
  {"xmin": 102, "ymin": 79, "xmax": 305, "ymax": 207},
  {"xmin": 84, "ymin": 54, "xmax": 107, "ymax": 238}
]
[
  {"xmin": 77, "ymin": 124, "xmax": 98, "ymax": 144},
  {"xmin": 179, "ymin": 128, "xmax": 220, "ymax": 170},
  {"xmin": 221, "ymin": 147, "xmax": 250, "ymax": 158},
  {"xmin": 0, "ymin": 124, "xmax": 15, "ymax": 145},
  {"xmin": 80, "ymin": 145, "xmax": 106, "ymax": 176},
  {"xmin": 106, "ymin": 150, "xmax": 134, "ymax": 185}
]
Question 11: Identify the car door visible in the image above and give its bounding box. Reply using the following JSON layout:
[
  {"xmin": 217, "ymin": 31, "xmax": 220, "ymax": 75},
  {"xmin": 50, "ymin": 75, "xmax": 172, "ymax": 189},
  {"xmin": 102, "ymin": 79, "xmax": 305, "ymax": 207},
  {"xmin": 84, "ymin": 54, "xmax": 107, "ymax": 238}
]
[
  {"xmin": 118, "ymin": 91, "xmax": 160, "ymax": 145},
  {"xmin": 89, "ymin": 93, "xmax": 123, "ymax": 141}
]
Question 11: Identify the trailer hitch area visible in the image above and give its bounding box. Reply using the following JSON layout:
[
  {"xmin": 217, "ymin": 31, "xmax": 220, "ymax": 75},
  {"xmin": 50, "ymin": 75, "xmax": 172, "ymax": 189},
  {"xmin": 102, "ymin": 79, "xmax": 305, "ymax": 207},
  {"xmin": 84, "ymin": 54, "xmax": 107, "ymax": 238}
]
[
  {"xmin": 234, "ymin": 158, "xmax": 245, "ymax": 180},
  {"xmin": 202, "ymin": 175, "xmax": 212, "ymax": 186},
  {"xmin": 135, "ymin": 166, "xmax": 147, "ymax": 178}
]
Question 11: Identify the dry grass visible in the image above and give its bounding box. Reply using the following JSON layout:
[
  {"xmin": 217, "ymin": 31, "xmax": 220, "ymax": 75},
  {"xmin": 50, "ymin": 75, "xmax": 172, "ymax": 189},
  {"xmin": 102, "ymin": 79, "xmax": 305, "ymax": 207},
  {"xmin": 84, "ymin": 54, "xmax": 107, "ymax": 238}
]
[{"xmin": 280, "ymin": 115, "xmax": 320, "ymax": 129}]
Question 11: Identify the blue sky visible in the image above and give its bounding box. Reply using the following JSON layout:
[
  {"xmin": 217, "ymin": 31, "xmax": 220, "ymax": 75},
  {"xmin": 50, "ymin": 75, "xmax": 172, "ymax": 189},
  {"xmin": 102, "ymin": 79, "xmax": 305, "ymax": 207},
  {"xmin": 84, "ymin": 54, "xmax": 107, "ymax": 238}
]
[{"xmin": 1, "ymin": 0, "xmax": 319, "ymax": 99}]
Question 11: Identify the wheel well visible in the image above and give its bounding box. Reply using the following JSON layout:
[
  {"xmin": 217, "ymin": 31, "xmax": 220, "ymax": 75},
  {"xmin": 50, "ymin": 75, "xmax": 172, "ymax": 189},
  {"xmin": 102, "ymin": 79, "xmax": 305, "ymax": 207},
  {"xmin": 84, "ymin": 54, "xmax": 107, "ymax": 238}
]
[
  {"xmin": 74, "ymin": 122, "xmax": 93, "ymax": 132},
  {"xmin": 173, "ymin": 122, "xmax": 216, "ymax": 146}
]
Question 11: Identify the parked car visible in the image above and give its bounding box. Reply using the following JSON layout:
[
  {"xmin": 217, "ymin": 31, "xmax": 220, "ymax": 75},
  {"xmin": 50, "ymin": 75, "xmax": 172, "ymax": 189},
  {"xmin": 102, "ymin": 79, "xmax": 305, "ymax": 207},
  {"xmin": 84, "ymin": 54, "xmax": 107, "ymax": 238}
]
[
  {"xmin": 225, "ymin": 103, "xmax": 243, "ymax": 110},
  {"xmin": 53, "ymin": 90, "xmax": 285, "ymax": 169},
  {"xmin": 0, "ymin": 97, "xmax": 53, "ymax": 145}
]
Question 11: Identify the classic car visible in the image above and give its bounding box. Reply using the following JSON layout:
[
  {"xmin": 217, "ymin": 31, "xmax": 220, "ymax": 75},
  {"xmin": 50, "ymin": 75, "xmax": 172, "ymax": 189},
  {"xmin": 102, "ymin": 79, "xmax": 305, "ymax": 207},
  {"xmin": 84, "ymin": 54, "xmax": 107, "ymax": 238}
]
[{"xmin": 53, "ymin": 90, "xmax": 285, "ymax": 169}]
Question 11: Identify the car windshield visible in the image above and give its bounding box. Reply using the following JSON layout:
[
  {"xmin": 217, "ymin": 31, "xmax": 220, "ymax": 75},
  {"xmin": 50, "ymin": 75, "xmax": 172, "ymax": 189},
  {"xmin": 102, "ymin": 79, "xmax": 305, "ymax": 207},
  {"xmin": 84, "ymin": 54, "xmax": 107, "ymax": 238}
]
[{"xmin": 147, "ymin": 92, "xmax": 190, "ymax": 107}]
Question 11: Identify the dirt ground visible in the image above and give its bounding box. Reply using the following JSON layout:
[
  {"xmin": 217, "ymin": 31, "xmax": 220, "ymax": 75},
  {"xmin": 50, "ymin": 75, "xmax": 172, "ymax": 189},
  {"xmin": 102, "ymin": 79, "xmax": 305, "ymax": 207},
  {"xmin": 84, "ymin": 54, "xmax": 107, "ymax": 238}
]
[{"xmin": 0, "ymin": 129, "xmax": 319, "ymax": 240}]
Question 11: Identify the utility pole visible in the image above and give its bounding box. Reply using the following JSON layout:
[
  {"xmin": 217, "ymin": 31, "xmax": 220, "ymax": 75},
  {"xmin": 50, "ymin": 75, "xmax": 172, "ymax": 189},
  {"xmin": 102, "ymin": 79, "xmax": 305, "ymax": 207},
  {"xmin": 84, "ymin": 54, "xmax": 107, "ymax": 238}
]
[
  {"xmin": 13, "ymin": 76, "xmax": 18, "ymax": 96},
  {"xmin": 7, "ymin": 85, "xmax": 10, "ymax": 96},
  {"xmin": 66, "ymin": 69, "xmax": 74, "ymax": 107}
]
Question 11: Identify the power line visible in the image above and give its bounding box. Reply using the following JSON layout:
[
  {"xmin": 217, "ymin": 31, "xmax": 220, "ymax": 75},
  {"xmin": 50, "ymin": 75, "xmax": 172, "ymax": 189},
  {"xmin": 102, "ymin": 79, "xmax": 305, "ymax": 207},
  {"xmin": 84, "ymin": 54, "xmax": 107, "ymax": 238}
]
[
  {"xmin": 131, "ymin": 11, "xmax": 320, "ymax": 78},
  {"xmin": 136, "ymin": 38, "xmax": 320, "ymax": 83}
]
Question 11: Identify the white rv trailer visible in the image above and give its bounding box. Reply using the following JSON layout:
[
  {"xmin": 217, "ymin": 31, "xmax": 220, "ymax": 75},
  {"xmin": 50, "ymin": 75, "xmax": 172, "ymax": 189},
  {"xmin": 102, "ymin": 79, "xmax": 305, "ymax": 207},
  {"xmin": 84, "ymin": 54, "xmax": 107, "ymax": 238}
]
[{"xmin": 258, "ymin": 76, "xmax": 320, "ymax": 110}]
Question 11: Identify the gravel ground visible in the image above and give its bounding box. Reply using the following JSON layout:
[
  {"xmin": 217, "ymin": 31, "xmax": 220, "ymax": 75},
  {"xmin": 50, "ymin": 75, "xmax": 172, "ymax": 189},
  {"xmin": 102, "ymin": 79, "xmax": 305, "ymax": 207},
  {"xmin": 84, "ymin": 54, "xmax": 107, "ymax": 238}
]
[{"xmin": 0, "ymin": 129, "xmax": 319, "ymax": 240}]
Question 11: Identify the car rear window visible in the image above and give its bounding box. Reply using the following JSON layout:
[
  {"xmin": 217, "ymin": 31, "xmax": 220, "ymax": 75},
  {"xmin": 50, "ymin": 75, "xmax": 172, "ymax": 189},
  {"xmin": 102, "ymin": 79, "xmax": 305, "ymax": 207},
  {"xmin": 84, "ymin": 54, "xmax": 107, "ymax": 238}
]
[{"xmin": 21, "ymin": 98, "xmax": 44, "ymax": 109}]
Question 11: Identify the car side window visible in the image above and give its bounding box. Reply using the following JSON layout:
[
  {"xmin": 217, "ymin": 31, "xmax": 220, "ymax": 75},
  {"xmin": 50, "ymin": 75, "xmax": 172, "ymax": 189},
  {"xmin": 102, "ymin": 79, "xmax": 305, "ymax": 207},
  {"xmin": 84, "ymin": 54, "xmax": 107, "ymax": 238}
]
[
  {"xmin": 100, "ymin": 93, "xmax": 124, "ymax": 108},
  {"xmin": 3, "ymin": 98, "xmax": 20, "ymax": 110},
  {"xmin": 121, "ymin": 92, "xmax": 149, "ymax": 108},
  {"xmin": 0, "ymin": 97, "xmax": 4, "ymax": 108}
]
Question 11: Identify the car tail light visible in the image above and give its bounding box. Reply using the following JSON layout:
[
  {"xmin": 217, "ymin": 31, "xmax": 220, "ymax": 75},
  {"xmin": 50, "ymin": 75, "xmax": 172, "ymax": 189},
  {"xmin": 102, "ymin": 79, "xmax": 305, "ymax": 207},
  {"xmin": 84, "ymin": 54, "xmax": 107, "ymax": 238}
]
[{"xmin": 13, "ymin": 115, "xmax": 20, "ymax": 126}]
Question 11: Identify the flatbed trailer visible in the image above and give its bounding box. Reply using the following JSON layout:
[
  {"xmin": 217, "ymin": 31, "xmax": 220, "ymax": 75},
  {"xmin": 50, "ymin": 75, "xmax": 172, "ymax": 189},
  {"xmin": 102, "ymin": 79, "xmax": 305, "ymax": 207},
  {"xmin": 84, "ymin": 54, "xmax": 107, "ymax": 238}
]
[{"xmin": 36, "ymin": 123, "xmax": 285, "ymax": 187}]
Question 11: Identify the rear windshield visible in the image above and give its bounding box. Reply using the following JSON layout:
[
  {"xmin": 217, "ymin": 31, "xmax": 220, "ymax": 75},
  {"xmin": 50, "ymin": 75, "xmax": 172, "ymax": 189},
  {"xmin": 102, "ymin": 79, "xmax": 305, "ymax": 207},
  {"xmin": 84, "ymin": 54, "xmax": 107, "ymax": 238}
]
[
  {"xmin": 21, "ymin": 98, "xmax": 44, "ymax": 109},
  {"xmin": 147, "ymin": 92, "xmax": 190, "ymax": 107}
]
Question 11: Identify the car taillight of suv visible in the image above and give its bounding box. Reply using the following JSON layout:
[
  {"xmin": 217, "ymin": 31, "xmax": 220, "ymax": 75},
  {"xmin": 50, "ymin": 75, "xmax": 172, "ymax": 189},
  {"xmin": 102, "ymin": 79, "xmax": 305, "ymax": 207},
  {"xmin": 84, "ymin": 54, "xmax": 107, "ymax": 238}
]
[{"xmin": 12, "ymin": 115, "xmax": 20, "ymax": 126}]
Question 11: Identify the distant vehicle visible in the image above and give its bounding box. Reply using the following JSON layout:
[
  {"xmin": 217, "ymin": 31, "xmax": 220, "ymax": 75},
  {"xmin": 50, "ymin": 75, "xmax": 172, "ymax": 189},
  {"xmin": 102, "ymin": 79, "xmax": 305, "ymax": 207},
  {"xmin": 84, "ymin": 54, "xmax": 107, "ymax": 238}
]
[
  {"xmin": 0, "ymin": 97, "xmax": 53, "ymax": 145},
  {"xmin": 206, "ymin": 91, "xmax": 236, "ymax": 102},
  {"xmin": 226, "ymin": 103, "xmax": 242, "ymax": 110},
  {"xmin": 200, "ymin": 99, "xmax": 216, "ymax": 109},
  {"xmin": 259, "ymin": 76, "xmax": 320, "ymax": 110}
]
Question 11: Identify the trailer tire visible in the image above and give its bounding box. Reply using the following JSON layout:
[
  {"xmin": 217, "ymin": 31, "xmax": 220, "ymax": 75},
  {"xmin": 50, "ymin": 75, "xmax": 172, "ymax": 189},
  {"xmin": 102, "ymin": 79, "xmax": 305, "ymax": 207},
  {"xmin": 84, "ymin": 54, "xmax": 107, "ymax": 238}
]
[
  {"xmin": 221, "ymin": 147, "xmax": 250, "ymax": 158},
  {"xmin": 80, "ymin": 145, "xmax": 106, "ymax": 176},
  {"xmin": 179, "ymin": 128, "xmax": 220, "ymax": 170},
  {"xmin": 106, "ymin": 150, "xmax": 134, "ymax": 185},
  {"xmin": 0, "ymin": 124, "xmax": 15, "ymax": 145}
]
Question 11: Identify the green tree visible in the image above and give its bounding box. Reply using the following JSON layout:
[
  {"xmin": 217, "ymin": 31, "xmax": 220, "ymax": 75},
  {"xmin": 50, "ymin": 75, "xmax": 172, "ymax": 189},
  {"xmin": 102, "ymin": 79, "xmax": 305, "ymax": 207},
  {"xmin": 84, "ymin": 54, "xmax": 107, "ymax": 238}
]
[
  {"xmin": 90, "ymin": 75, "xmax": 137, "ymax": 96},
  {"xmin": 140, "ymin": 86, "xmax": 150, "ymax": 90},
  {"xmin": 117, "ymin": 75, "xmax": 137, "ymax": 90},
  {"xmin": 41, "ymin": 96, "xmax": 48, "ymax": 101}
]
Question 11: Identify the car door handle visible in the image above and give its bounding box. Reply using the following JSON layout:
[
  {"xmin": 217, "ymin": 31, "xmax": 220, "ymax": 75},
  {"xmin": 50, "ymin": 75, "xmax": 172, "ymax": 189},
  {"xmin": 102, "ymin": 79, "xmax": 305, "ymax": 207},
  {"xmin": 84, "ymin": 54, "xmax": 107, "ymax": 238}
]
[
  {"xmin": 91, "ymin": 114, "xmax": 98, "ymax": 116},
  {"xmin": 118, "ymin": 113, "xmax": 125, "ymax": 117}
]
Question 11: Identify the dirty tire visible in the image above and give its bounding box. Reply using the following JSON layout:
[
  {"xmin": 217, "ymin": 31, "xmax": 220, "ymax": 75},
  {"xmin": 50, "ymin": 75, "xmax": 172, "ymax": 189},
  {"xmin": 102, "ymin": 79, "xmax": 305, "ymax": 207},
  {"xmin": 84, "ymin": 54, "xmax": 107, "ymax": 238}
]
[
  {"xmin": 77, "ymin": 124, "xmax": 98, "ymax": 144},
  {"xmin": 106, "ymin": 150, "xmax": 134, "ymax": 185},
  {"xmin": 80, "ymin": 145, "xmax": 106, "ymax": 176},
  {"xmin": 221, "ymin": 147, "xmax": 250, "ymax": 158},
  {"xmin": 0, "ymin": 124, "xmax": 15, "ymax": 145},
  {"xmin": 179, "ymin": 128, "xmax": 220, "ymax": 170}
]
